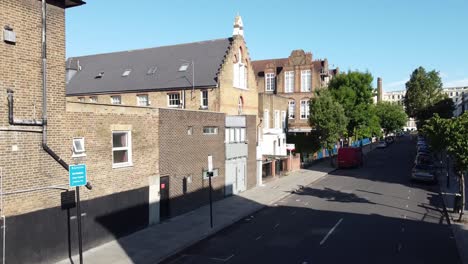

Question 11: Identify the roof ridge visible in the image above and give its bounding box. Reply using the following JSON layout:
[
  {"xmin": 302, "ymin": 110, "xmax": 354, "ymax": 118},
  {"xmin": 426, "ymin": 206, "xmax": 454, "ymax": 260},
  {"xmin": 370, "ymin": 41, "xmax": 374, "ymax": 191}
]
[{"xmin": 67, "ymin": 37, "xmax": 231, "ymax": 59}]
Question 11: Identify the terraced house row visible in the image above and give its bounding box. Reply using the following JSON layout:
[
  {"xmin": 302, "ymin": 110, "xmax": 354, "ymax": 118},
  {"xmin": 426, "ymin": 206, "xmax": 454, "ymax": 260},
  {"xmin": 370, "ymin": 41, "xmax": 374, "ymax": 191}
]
[{"xmin": 0, "ymin": 1, "xmax": 337, "ymax": 263}]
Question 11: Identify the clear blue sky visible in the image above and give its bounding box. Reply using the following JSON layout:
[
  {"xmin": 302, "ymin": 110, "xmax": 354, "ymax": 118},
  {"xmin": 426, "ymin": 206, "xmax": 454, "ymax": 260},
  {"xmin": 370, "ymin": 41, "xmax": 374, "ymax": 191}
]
[{"xmin": 66, "ymin": 0, "xmax": 468, "ymax": 92}]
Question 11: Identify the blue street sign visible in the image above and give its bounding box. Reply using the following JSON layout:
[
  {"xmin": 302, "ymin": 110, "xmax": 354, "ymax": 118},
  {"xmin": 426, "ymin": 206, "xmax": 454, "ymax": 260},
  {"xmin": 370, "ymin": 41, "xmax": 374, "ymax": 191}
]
[{"xmin": 69, "ymin": 164, "xmax": 87, "ymax": 187}]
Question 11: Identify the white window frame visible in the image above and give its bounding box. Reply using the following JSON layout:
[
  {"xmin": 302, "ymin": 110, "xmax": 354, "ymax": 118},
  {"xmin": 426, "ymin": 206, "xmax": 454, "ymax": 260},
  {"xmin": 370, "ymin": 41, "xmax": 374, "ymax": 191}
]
[
  {"xmin": 78, "ymin": 97, "xmax": 85, "ymax": 102},
  {"xmin": 112, "ymin": 131, "xmax": 133, "ymax": 168},
  {"xmin": 288, "ymin": 100, "xmax": 295, "ymax": 119},
  {"xmin": 301, "ymin": 70, "xmax": 311, "ymax": 92},
  {"xmin": 284, "ymin": 71, "xmax": 294, "ymax": 93},
  {"xmin": 274, "ymin": 110, "xmax": 280, "ymax": 129},
  {"xmin": 265, "ymin": 73, "xmax": 275, "ymax": 92},
  {"xmin": 264, "ymin": 109, "xmax": 270, "ymax": 129},
  {"xmin": 111, "ymin": 95, "xmax": 122, "ymax": 105},
  {"xmin": 203, "ymin": 126, "xmax": 218, "ymax": 135},
  {"xmin": 233, "ymin": 48, "xmax": 248, "ymax": 89},
  {"xmin": 168, "ymin": 93, "xmax": 181, "ymax": 107},
  {"xmin": 300, "ymin": 99, "xmax": 310, "ymax": 119},
  {"xmin": 137, "ymin": 94, "xmax": 149, "ymax": 106},
  {"xmin": 200, "ymin": 90, "xmax": 208, "ymax": 109},
  {"xmin": 72, "ymin": 137, "xmax": 86, "ymax": 158},
  {"xmin": 238, "ymin": 97, "xmax": 243, "ymax": 115},
  {"xmin": 89, "ymin": 96, "xmax": 98, "ymax": 103},
  {"xmin": 281, "ymin": 111, "xmax": 286, "ymax": 129}
]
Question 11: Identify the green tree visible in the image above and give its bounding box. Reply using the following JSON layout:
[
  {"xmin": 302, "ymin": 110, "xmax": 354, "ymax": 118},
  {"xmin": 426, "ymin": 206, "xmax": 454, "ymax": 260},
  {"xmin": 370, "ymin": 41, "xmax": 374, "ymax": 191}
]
[
  {"xmin": 404, "ymin": 67, "xmax": 446, "ymax": 125},
  {"xmin": 375, "ymin": 102, "xmax": 408, "ymax": 135},
  {"xmin": 309, "ymin": 89, "xmax": 348, "ymax": 165},
  {"xmin": 422, "ymin": 112, "xmax": 468, "ymax": 221},
  {"xmin": 328, "ymin": 70, "xmax": 377, "ymax": 139}
]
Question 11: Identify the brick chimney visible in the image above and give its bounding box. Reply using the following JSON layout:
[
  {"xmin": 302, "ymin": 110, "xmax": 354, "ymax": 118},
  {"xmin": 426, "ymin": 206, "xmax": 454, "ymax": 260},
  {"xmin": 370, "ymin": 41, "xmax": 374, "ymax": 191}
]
[{"xmin": 377, "ymin": 77, "xmax": 383, "ymax": 103}]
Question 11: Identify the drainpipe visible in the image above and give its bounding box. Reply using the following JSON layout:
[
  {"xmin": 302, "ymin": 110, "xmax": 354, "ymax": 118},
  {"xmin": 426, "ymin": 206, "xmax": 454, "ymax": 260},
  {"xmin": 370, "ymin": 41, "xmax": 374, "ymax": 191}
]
[{"xmin": 6, "ymin": 89, "xmax": 43, "ymax": 126}]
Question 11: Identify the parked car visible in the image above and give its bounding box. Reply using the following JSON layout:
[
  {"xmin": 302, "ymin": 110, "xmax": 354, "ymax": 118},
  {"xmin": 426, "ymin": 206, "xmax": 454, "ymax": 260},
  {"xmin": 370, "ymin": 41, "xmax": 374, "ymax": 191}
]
[
  {"xmin": 377, "ymin": 140, "xmax": 388, "ymax": 148},
  {"xmin": 385, "ymin": 136, "xmax": 395, "ymax": 144},
  {"xmin": 415, "ymin": 153, "xmax": 434, "ymax": 166},
  {"xmin": 337, "ymin": 147, "xmax": 363, "ymax": 168},
  {"xmin": 411, "ymin": 164, "xmax": 437, "ymax": 183}
]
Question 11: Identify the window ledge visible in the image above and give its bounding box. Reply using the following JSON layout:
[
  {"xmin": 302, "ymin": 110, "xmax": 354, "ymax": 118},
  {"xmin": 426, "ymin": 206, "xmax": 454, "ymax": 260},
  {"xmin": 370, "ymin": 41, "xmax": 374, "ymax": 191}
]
[
  {"xmin": 112, "ymin": 162, "xmax": 133, "ymax": 169},
  {"xmin": 72, "ymin": 153, "xmax": 87, "ymax": 158},
  {"xmin": 200, "ymin": 106, "xmax": 208, "ymax": 110},
  {"xmin": 234, "ymin": 86, "xmax": 249, "ymax": 90}
]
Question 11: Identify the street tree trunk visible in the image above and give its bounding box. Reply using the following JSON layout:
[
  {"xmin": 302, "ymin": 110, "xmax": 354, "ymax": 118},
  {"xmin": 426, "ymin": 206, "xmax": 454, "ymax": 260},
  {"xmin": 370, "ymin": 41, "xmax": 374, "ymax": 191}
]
[{"xmin": 458, "ymin": 170, "xmax": 465, "ymax": 222}]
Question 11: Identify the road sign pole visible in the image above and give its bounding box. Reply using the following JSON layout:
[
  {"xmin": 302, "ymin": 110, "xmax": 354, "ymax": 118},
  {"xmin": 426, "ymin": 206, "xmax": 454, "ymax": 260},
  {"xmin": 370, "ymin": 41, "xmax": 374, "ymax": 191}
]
[
  {"xmin": 76, "ymin": 186, "xmax": 83, "ymax": 264},
  {"xmin": 209, "ymin": 173, "xmax": 213, "ymax": 228}
]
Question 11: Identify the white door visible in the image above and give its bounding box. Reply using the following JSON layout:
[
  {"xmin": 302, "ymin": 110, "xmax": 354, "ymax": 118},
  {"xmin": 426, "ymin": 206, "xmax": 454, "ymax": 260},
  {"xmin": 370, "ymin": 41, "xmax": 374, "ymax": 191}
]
[
  {"xmin": 237, "ymin": 158, "xmax": 247, "ymax": 192},
  {"xmin": 225, "ymin": 160, "xmax": 237, "ymax": 195}
]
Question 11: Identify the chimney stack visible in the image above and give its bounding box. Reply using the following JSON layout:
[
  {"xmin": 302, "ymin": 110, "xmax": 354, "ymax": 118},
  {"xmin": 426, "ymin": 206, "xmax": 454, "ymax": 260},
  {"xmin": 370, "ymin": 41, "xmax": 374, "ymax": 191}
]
[{"xmin": 377, "ymin": 77, "xmax": 383, "ymax": 103}]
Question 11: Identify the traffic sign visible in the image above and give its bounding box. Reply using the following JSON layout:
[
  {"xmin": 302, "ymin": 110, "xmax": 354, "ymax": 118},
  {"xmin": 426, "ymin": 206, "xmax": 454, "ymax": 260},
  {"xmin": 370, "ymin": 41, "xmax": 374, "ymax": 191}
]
[
  {"xmin": 286, "ymin": 143, "xmax": 295, "ymax": 151},
  {"xmin": 69, "ymin": 164, "xmax": 87, "ymax": 187}
]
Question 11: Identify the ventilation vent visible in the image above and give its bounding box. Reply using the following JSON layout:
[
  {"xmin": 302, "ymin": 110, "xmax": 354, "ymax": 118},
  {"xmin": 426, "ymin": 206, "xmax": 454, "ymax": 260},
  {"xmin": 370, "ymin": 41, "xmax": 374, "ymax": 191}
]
[{"xmin": 95, "ymin": 72, "xmax": 104, "ymax": 79}]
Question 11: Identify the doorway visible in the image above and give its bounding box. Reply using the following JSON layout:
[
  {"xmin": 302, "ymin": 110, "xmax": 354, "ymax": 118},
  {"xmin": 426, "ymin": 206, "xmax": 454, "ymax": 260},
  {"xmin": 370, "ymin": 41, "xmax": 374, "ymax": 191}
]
[{"xmin": 160, "ymin": 176, "xmax": 170, "ymax": 219}]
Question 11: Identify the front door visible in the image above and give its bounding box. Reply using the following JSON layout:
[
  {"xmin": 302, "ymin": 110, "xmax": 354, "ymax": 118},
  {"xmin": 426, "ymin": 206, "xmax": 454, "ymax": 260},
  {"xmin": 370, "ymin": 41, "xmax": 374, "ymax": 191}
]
[
  {"xmin": 237, "ymin": 158, "xmax": 246, "ymax": 192},
  {"xmin": 160, "ymin": 176, "xmax": 170, "ymax": 219}
]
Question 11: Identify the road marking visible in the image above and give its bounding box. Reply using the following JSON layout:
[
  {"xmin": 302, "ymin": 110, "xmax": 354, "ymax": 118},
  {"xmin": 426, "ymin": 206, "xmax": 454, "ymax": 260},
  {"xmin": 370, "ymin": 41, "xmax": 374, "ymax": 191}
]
[
  {"xmin": 397, "ymin": 243, "xmax": 402, "ymax": 252},
  {"xmin": 274, "ymin": 223, "xmax": 280, "ymax": 229},
  {"xmin": 406, "ymin": 204, "xmax": 409, "ymax": 208},
  {"xmin": 320, "ymin": 218, "xmax": 343, "ymax": 246},
  {"xmin": 291, "ymin": 210, "xmax": 297, "ymax": 215},
  {"xmin": 211, "ymin": 254, "xmax": 235, "ymax": 262},
  {"xmin": 255, "ymin": 235, "xmax": 263, "ymax": 240},
  {"xmin": 401, "ymin": 227, "xmax": 405, "ymax": 232},
  {"xmin": 305, "ymin": 202, "xmax": 309, "ymax": 206},
  {"xmin": 296, "ymin": 199, "xmax": 301, "ymax": 202},
  {"xmin": 408, "ymin": 196, "xmax": 410, "ymax": 199}
]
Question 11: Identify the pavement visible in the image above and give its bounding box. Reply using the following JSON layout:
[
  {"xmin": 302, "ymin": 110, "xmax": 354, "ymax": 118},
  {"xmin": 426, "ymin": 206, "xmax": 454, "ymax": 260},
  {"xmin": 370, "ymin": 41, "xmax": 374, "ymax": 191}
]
[
  {"xmin": 55, "ymin": 157, "xmax": 336, "ymax": 264},
  {"xmin": 437, "ymin": 155, "xmax": 468, "ymax": 264},
  {"xmin": 165, "ymin": 136, "xmax": 460, "ymax": 264}
]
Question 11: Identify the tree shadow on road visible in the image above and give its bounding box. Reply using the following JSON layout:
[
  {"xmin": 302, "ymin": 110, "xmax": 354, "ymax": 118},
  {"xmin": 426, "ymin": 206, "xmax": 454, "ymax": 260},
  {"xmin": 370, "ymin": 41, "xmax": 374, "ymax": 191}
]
[{"xmin": 290, "ymin": 186, "xmax": 376, "ymax": 204}]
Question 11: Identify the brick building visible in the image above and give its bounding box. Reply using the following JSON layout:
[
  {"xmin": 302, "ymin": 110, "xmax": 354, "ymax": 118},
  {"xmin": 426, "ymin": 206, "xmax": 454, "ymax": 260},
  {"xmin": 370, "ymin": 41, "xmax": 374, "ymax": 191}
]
[
  {"xmin": 252, "ymin": 50, "xmax": 338, "ymax": 134},
  {"xmin": 66, "ymin": 16, "xmax": 258, "ymax": 119},
  {"xmin": 0, "ymin": 2, "xmax": 256, "ymax": 264}
]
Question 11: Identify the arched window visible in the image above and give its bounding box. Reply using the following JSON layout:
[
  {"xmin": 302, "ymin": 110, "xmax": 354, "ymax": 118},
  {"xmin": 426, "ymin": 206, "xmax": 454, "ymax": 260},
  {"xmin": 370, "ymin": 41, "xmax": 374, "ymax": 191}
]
[
  {"xmin": 238, "ymin": 96, "xmax": 244, "ymax": 115},
  {"xmin": 233, "ymin": 47, "xmax": 248, "ymax": 89}
]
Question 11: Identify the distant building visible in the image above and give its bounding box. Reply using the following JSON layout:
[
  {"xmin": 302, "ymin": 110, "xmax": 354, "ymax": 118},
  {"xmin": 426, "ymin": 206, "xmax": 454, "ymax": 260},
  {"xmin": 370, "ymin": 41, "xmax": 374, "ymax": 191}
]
[
  {"xmin": 443, "ymin": 86, "xmax": 468, "ymax": 105},
  {"xmin": 454, "ymin": 93, "xmax": 468, "ymax": 117},
  {"xmin": 252, "ymin": 50, "xmax": 339, "ymax": 134}
]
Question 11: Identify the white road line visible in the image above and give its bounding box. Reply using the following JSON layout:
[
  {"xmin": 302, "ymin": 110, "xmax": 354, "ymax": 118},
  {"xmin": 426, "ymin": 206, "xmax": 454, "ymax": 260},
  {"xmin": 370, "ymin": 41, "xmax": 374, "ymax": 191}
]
[
  {"xmin": 291, "ymin": 210, "xmax": 297, "ymax": 215},
  {"xmin": 320, "ymin": 218, "xmax": 343, "ymax": 246},
  {"xmin": 255, "ymin": 235, "xmax": 263, "ymax": 240},
  {"xmin": 398, "ymin": 243, "xmax": 402, "ymax": 252},
  {"xmin": 406, "ymin": 204, "xmax": 409, "ymax": 208},
  {"xmin": 408, "ymin": 196, "xmax": 410, "ymax": 199},
  {"xmin": 274, "ymin": 223, "xmax": 280, "ymax": 229},
  {"xmin": 305, "ymin": 202, "xmax": 309, "ymax": 206},
  {"xmin": 211, "ymin": 254, "xmax": 235, "ymax": 262}
]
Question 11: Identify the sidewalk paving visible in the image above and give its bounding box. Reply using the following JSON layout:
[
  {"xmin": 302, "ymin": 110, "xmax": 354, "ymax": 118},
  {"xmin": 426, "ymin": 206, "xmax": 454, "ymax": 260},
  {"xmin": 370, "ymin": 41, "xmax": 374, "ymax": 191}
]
[
  {"xmin": 437, "ymin": 157, "xmax": 468, "ymax": 264},
  {"xmin": 56, "ymin": 160, "xmax": 336, "ymax": 264}
]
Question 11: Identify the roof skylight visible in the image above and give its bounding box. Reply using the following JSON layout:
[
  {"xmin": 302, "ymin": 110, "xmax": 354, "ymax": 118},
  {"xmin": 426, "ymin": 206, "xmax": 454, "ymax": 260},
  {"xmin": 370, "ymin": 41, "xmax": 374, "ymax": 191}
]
[
  {"xmin": 95, "ymin": 72, "xmax": 104, "ymax": 79},
  {"xmin": 122, "ymin": 69, "xmax": 132, "ymax": 77},
  {"xmin": 147, "ymin": 66, "xmax": 158, "ymax": 75},
  {"xmin": 178, "ymin": 63, "xmax": 190, "ymax": 72}
]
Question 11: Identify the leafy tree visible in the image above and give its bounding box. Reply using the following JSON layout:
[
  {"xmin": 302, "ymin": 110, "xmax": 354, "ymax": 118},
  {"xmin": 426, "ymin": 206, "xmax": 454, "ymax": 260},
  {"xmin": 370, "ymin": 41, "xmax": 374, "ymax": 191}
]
[
  {"xmin": 375, "ymin": 102, "xmax": 408, "ymax": 135},
  {"xmin": 404, "ymin": 67, "xmax": 446, "ymax": 124},
  {"xmin": 422, "ymin": 112, "xmax": 468, "ymax": 221},
  {"xmin": 328, "ymin": 70, "xmax": 376, "ymax": 139},
  {"xmin": 309, "ymin": 89, "xmax": 348, "ymax": 164},
  {"xmin": 416, "ymin": 98, "xmax": 454, "ymax": 127}
]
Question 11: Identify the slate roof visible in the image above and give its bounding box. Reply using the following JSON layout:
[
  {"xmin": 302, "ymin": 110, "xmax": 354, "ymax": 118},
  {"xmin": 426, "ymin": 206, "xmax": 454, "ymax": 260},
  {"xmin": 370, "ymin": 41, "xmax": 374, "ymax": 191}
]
[{"xmin": 66, "ymin": 38, "xmax": 232, "ymax": 95}]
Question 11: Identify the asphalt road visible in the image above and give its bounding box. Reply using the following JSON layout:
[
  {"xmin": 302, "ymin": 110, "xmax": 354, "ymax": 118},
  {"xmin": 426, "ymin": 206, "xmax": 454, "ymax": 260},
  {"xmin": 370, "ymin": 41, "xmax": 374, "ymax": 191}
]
[{"xmin": 163, "ymin": 136, "xmax": 461, "ymax": 264}]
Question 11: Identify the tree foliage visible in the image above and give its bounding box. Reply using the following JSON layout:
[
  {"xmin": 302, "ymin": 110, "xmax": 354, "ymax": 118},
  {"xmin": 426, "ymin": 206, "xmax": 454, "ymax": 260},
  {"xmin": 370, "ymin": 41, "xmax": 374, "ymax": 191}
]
[
  {"xmin": 404, "ymin": 67, "xmax": 447, "ymax": 124},
  {"xmin": 328, "ymin": 70, "xmax": 376, "ymax": 138},
  {"xmin": 375, "ymin": 102, "xmax": 408, "ymax": 135},
  {"xmin": 309, "ymin": 89, "xmax": 348, "ymax": 152}
]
